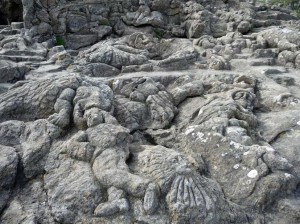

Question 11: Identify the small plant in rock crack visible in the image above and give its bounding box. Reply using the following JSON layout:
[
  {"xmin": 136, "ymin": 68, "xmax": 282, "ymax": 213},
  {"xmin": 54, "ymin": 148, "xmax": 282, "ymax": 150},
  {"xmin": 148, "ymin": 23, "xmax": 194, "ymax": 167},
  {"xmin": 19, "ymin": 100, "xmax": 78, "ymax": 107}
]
[
  {"xmin": 99, "ymin": 19, "xmax": 110, "ymax": 26},
  {"xmin": 154, "ymin": 29, "xmax": 165, "ymax": 39},
  {"xmin": 55, "ymin": 36, "xmax": 66, "ymax": 47}
]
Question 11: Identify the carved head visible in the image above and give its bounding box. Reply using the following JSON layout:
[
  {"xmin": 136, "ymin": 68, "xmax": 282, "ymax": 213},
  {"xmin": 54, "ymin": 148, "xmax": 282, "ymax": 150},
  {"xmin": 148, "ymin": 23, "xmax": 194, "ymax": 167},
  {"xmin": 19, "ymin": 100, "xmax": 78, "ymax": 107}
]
[
  {"xmin": 132, "ymin": 146, "xmax": 192, "ymax": 193},
  {"xmin": 232, "ymin": 90, "xmax": 255, "ymax": 111},
  {"xmin": 73, "ymin": 86, "xmax": 113, "ymax": 129},
  {"xmin": 131, "ymin": 145, "xmax": 213, "ymax": 223}
]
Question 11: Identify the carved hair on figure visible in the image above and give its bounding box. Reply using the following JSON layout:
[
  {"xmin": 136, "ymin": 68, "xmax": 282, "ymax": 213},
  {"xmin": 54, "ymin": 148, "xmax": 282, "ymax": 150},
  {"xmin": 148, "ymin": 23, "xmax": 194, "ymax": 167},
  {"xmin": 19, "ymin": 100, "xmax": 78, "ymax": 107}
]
[{"xmin": 131, "ymin": 145, "xmax": 214, "ymax": 223}]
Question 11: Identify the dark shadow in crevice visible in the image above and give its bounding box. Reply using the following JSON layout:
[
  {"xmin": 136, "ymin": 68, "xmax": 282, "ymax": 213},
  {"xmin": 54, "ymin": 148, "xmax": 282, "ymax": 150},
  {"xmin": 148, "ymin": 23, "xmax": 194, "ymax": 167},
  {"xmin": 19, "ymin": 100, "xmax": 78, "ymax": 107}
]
[{"xmin": 0, "ymin": 1, "xmax": 23, "ymax": 25}]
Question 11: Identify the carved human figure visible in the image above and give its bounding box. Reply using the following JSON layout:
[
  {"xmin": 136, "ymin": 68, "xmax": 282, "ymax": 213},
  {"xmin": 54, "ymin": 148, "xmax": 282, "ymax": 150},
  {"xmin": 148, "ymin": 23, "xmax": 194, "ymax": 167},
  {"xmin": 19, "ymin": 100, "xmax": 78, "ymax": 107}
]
[
  {"xmin": 130, "ymin": 145, "xmax": 217, "ymax": 223},
  {"xmin": 49, "ymin": 84, "xmax": 115, "ymax": 129},
  {"xmin": 72, "ymin": 86, "xmax": 114, "ymax": 129},
  {"xmin": 66, "ymin": 124, "xmax": 159, "ymax": 217},
  {"xmin": 135, "ymin": 0, "xmax": 151, "ymax": 23}
]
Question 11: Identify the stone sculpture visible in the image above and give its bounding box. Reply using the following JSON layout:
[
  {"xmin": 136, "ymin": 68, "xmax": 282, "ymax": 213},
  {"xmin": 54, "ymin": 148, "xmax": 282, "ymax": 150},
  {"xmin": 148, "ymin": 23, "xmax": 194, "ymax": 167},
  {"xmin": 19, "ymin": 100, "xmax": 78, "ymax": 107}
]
[{"xmin": 131, "ymin": 145, "xmax": 219, "ymax": 223}]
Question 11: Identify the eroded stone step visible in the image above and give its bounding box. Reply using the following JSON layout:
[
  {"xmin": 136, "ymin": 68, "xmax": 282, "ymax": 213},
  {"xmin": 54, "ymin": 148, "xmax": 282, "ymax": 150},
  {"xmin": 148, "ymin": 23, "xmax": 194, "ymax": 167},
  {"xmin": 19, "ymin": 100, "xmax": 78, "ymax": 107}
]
[
  {"xmin": 241, "ymin": 34, "xmax": 256, "ymax": 41},
  {"xmin": 230, "ymin": 58, "xmax": 277, "ymax": 69},
  {"xmin": 0, "ymin": 55, "xmax": 45, "ymax": 63},
  {"xmin": 248, "ymin": 58, "xmax": 277, "ymax": 66},
  {"xmin": 0, "ymin": 50, "xmax": 47, "ymax": 57},
  {"xmin": 0, "ymin": 25, "xmax": 10, "ymax": 29},
  {"xmin": 252, "ymin": 48, "xmax": 279, "ymax": 58},
  {"xmin": 0, "ymin": 29, "xmax": 19, "ymax": 35},
  {"xmin": 25, "ymin": 70, "xmax": 72, "ymax": 81},
  {"xmin": 11, "ymin": 22, "xmax": 24, "ymax": 30},
  {"xmin": 30, "ymin": 64, "xmax": 65, "ymax": 73},
  {"xmin": 234, "ymin": 54, "xmax": 252, "ymax": 59}
]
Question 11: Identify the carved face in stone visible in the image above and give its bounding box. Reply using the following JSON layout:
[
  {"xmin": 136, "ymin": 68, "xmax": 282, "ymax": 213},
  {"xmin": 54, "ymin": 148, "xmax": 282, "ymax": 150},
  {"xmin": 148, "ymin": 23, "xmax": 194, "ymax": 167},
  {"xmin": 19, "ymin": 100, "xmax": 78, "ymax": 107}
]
[
  {"xmin": 232, "ymin": 90, "xmax": 255, "ymax": 111},
  {"xmin": 131, "ymin": 145, "xmax": 213, "ymax": 222},
  {"xmin": 128, "ymin": 33, "xmax": 158, "ymax": 52},
  {"xmin": 73, "ymin": 86, "xmax": 113, "ymax": 129},
  {"xmin": 74, "ymin": 86, "xmax": 113, "ymax": 112},
  {"xmin": 132, "ymin": 146, "xmax": 192, "ymax": 193}
]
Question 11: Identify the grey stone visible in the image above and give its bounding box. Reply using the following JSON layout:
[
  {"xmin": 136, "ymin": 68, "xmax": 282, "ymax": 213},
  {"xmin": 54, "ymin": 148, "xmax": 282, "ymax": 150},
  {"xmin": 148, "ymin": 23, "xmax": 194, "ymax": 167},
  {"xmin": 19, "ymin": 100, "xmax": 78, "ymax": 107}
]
[
  {"xmin": 0, "ymin": 120, "xmax": 25, "ymax": 146},
  {"xmin": 76, "ymin": 63, "xmax": 120, "ymax": 77},
  {"xmin": 0, "ymin": 74, "xmax": 81, "ymax": 123},
  {"xmin": 170, "ymin": 77, "xmax": 204, "ymax": 106},
  {"xmin": 112, "ymin": 78, "xmax": 177, "ymax": 131},
  {"xmin": 0, "ymin": 60, "xmax": 29, "ymax": 83},
  {"xmin": 121, "ymin": 63, "xmax": 153, "ymax": 73},
  {"xmin": 295, "ymin": 53, "xmax": 300, "ymax": 69},
  {"xmin": 91, "ymin": 25, "xmax": 112, "ymax": 40},
  {"xmin": 44, "ymin": 156, "xmax": 102, "ymax": 223},
  {"xmin": 11, "ymin": 22, "xmax": 24, "ymax": 30},
  {"xmin": 67, "ymin": 14, "xmax": 88, "ymax": 33},
  {"xmin": 21, "ymin": 119, "xmax": 62, "ymax": 179},
  {"xmin": 79, "ymin": 41, "xmax": 149, "ymax": 69},
  {"xmin": 66, "ymin": 34, "xmax": 98, "ymax": 50},
  {"xmin": 0, "ymin": 144, "xmax": 18, "ymax": 189},
  {"xmin": 237, "ymin": 21, "xmax": 251, "ymax": 34},
  {"xmin": 253, "ymin": 48, "xmax": 279, "ymax": 58},
  {"xmin": 38, "ymin": 22, "xmax": 52, "ymax": 35},
  {"xmin": 48, "ymin": 46, "xmax": 65, "ymax": 59},
  {"xmin": 0, "ymin": 179, "xmax": 55, "ymax": 223}
]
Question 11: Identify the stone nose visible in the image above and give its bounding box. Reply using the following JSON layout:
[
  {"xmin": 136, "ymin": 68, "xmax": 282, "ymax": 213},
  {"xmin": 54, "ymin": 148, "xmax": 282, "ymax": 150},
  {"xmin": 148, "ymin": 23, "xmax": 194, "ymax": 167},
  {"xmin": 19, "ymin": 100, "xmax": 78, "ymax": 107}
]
[{"xmin": 176, "ymin": 162, "xmax": 192, "ymax": 175}]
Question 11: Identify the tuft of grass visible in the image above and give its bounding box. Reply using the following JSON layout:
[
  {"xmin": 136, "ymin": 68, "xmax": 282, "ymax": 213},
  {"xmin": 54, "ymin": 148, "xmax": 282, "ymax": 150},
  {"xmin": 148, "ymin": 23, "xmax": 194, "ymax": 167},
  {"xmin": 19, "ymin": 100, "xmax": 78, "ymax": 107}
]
[
  {"xmin": 292, "ymin": 8, "xmax": 300, "ymax": 18},
  {"xmin": 55, "ymin": 36, "xmax": 66, "ymax": 46},
  {"xmin": 99, "ymin": 19, "xmax": 110, "ymax": 26},
  {"xmin": 154, "ymin": 29, "xmax": 165, "ymax": 39}
]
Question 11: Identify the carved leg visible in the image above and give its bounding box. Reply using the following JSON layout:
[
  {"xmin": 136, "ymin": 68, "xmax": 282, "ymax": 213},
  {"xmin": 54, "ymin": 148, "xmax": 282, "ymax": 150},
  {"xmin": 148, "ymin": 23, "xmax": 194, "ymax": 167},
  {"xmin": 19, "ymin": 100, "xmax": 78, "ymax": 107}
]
[{"xmin": 94, "ymin": 187, "xmax": 129, "ymax": 217}]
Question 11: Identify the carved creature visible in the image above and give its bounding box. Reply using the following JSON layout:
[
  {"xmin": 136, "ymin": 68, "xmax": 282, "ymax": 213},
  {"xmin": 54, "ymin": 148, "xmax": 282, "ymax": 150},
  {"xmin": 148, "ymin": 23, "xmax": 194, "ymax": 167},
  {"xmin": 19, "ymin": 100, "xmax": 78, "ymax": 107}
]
[{"xmin": 131, "ymin": 145, "xmax": 215, "ymax": 223}]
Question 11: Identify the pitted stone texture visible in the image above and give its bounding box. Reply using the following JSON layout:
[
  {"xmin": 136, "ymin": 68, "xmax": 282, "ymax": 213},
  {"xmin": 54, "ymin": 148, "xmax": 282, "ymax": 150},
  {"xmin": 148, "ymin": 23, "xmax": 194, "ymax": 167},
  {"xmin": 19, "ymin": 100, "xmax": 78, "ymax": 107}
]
[
  {"xmin": 0, "ymin": 120, "xmax": 26, "ymax": 146},
  {"xmin": 130, "ymin": 144, "xmax": 247, "ymax": 224},
  {"xmin": 0, "ymin": 145, "xmax": 18, "ymax": 189},
  {"xmin": 44, "ymin": 147, "xmax": 102, "ymax": 224},
  {"xmin": 77, "ymin": 41, "xmax": 149, "ymax": 69},
  {"xmin": 21, "ymin": 119, "xmax": 62, "ymax": 179},
  {"xmin": 0, "ymin": 179, "xmax": 55, "ymax": 224},
  {"xmin": 0, "ymin": 60, "xmax": 29, "ymax": 83},
  {"xmin": 0, "ymin": 144, "xmax": 18, "ymax": 212}
]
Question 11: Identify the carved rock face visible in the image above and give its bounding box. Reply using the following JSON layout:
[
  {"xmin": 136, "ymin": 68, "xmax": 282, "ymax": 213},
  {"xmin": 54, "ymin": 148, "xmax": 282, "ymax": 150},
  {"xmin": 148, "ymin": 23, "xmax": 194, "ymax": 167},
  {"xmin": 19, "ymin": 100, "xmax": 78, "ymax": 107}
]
[
  {"xmin": 232, "ymin": 90, "xmax": 255, "ymax": 111},
  {"xmin": 132, "ymin": 146, "xmax": 192, "ymax": 193},
  {"xmin": 131, "ymin": 145, "xmax": 216, "ymax": 223},
  {"xmin": 73, "ymin": 85, "xmax": 114, "ymax": 129},
  {"xmin": 166, "ymin": 174, "xmax": 214, "ymax": 223},
  {"xmin": 73, "ymin": 86, "xmax": 113, "ymax": 112}
]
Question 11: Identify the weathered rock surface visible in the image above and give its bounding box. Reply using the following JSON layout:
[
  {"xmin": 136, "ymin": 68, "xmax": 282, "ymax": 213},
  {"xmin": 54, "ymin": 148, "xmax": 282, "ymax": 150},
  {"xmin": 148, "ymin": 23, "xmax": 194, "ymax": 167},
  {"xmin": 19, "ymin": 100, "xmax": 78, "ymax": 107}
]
[{"xmin": 0, "ymin": 0, "xmax": 300, "ymax": 223}]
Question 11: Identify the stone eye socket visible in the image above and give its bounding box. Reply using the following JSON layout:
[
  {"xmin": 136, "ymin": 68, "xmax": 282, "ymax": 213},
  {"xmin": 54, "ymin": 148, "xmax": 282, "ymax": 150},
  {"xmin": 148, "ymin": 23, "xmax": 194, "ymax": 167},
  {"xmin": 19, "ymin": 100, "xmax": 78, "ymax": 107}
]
[
  {"xmin": 171, "ymin": 157, "xmax": 178, "ymax": 164},
  {"xmin": 234, "ymin": 92, "xmax": 245, "ymax": 100}
]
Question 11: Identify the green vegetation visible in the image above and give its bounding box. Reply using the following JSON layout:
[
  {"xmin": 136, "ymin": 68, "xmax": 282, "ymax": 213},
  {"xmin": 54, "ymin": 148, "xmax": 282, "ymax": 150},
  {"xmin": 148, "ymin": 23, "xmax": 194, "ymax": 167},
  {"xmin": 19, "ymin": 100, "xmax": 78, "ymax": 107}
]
[
  {"xmin": 55, "ymin": 36, "xmax": 66, "ymax": 47},
  {"xmin": 99, "ymin": 19, "xmax": 110, "ymax": 26},
  {"xmin": 154, "ymin": 29, "xmax": 165, "ymax": 39}
]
